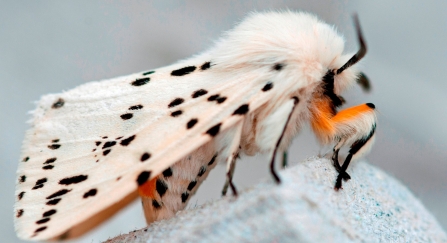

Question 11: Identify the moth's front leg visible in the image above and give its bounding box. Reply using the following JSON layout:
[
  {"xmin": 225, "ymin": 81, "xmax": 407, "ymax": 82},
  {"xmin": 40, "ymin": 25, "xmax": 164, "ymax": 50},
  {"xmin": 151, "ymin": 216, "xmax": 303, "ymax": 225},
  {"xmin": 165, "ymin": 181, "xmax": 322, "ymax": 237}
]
[
  {"xmin": 329, "ymin": 103, "xmax": 376, "ymax": 190},
  {"xmin": 331, "ymin": 140, "xmax": 351, "ymax": 181}
]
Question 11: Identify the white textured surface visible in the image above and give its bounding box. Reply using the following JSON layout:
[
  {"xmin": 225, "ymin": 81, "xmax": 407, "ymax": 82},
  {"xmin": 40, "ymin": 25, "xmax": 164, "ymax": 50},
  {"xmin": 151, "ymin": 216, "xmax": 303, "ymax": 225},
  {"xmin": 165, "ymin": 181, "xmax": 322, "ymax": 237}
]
[{"xmin": 105, "ymin": 157, "xmax": 447, "ymax": 243}]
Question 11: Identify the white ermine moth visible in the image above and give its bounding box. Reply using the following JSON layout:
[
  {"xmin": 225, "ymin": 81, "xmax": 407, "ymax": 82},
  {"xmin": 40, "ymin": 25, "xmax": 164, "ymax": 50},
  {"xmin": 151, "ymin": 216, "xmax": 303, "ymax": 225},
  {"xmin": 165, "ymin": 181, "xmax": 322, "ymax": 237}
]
[{"xmin": 15, "ymin": 11, "xmax": 376, "ymax": 241}]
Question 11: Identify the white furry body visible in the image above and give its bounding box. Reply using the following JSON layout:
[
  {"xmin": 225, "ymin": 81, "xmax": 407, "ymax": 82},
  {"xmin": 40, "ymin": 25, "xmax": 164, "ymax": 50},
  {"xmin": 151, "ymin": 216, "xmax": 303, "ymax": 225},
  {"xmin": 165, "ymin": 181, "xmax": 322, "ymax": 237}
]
[{"xmin": 15, "ymin": 11, "xmax": 376, "ymax": 241}]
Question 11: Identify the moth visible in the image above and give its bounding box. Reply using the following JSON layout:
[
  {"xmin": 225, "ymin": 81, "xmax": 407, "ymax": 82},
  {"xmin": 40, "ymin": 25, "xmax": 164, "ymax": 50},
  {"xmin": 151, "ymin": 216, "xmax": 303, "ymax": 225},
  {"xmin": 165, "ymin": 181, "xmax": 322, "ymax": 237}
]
[{"xmin": 15, "ymin": 11, "xmax": 376, "ymax": 241}]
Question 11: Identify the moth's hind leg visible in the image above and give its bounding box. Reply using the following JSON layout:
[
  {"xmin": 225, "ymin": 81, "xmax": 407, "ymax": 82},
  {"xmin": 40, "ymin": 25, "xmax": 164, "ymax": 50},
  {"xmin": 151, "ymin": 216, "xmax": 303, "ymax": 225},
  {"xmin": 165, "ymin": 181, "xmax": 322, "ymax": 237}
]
[
  {"xmin": 330, "ymin": 103, "xmax": 376, "ymax": 190},
  {"xmin": 222, "ymin": 153, "xmax": 238, "ymax": 196}
]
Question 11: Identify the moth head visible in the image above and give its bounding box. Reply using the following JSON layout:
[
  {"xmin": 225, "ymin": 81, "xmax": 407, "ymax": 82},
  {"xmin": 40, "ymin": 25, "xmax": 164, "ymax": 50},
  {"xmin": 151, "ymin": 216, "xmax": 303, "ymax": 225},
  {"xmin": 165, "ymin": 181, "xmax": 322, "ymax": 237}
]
[{"xmin": 325, "ymin": 14, "xmax": 371, "ymax": 98}]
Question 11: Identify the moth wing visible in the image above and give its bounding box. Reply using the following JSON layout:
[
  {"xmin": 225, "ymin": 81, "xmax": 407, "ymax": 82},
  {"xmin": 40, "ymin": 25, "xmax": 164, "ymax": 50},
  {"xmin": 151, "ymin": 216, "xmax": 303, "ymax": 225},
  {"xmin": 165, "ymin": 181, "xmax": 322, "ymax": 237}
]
[{"xmin": 14, "ymin": 59, "xmax": 273, "ymax": 240}]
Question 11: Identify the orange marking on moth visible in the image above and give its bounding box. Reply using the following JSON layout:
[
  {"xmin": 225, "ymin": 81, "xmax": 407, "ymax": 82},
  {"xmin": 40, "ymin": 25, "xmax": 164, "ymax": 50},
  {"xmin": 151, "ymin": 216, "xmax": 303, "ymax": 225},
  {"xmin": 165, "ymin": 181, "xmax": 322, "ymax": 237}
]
[
  {"xmin": 332, "ymin": 103, "xmax": 374, "ymax": 123},
  {"xmin": 310, "ymin": 99, "xmax": 336, "ymax": 136},
  {"xmin": 310, "ymin": 100, "xmax": 375, "ymax": 144},
  {"xmin": 138, "ymin": 176, "xmax": 157, "ymax": 198}
]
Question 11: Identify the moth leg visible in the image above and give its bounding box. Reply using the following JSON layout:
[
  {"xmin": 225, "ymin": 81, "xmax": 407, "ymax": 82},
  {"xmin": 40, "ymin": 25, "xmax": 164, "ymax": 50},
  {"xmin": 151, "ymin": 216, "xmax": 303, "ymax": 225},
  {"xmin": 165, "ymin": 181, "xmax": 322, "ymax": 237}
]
[
  {"xmin": 329, "ymin": 103, "xmax": 376, "ymax": 190},
  {"xmin": 334, "ymin": 123, "xmax": 376, "ymax": 190},
  {"xmin": 222, "ymin": 154, "xmax": 238, "ymax": 196},
  {"xmin": 282, "ymin": 151, "xmax": 288, "ymax": 169},
  {"xmin": 331, "ymin": 139, "xmax": 350, "ymax": 180},
  {"xmin": 267, "ymin": 97, "xmax": 300, "ymax": 183},
  {"xmin": 218, "ymin": 121, "xmax": 243, "ymax": 196}
]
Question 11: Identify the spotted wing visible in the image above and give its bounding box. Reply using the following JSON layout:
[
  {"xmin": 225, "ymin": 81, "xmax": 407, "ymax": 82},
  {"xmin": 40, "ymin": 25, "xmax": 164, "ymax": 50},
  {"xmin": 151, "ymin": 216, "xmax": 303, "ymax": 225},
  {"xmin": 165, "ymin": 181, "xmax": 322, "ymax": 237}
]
[{"xmin": 14, "ymin": 58, "xmax": 275, "ymax": 240}]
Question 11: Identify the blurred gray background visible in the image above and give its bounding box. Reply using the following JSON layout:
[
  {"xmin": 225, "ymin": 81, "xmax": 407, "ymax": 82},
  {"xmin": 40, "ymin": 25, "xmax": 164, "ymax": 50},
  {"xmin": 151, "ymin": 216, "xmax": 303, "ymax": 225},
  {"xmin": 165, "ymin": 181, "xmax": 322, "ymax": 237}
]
[{"xmin": 1, "ymin": 1, "xmax": 446, "ymax": 242}]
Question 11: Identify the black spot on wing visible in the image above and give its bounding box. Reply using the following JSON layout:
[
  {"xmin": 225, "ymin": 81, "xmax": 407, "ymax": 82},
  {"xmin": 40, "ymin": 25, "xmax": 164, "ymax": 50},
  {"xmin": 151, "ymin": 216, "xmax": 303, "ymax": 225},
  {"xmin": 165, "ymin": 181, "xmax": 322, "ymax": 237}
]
[
  {"xmin": 46, "ymin": 198, "xmax": 61, "ymax": 205},
  {"xmin": 59, "ymin": 175, "xmax": 88, "ymax": 185},
  {"xmin": 22, "ymin": 156, "xmax": 29, "ymax": 162},
  {"xmin": 48, "ymin": 144, "xmax": 61, "ymax": 150},
  {"xmin": 208, "ymin": 154, "xmax": 217, "ymax": 165},
  {"xmin": 120, "ymin": 113, "xmax": 133, "ymax": 120},
  {"xmin": 102, "ymin": 136, "xmax": 108, "ymax": 139},
  {"xmin": 120, "ymin": 135, "xmax": 136, "ymax": 146},
  {"xmin": 206, "ymin": 123, "xmax": 221, "ymax": 137},
  {"xmin": 187, "ymin": 181, "xmax": 197, "ymax": 191},
  {"xmin": 200, "ymin": 62, "xmax": 211, "ymax": 70},
  {"xmin": 34, "ymin": 226, "xmax": 47, "ymax": 233},
  {"xmin": 18, "ymin": 191, "xmax": 25, "ymax": 200},
  {"xmin": 32, "ymin": 178, "xmax": 47, "ymax": 190},
  {"xmin": 262, "ymin": 82, "xmax": 273, "ymax": 91},
  {"xmin": 36, "ymin": 218, "xmax": 50, "ymax": 224},
  {"xmin": 233, "ymin": 104, "xmax": 249, "ymax": 115},
  {"xmin": 102, "ymin": 141, "xmax": 116, "ymax": 149},
  {"xmin": 47, "ymin": 189, "xmax": 71, "ymax": 199},
  {"xmin": 137, "ymin": 171, "xmax": 151, "ymax": 186},
  {"xmin": 83, "ymin": 189, "xmax": 97, "ymax": 198},
  {"xmin": 208, "ymin": 94, "xmax": 226, "ymax": 103},
  {"xmin": 162, "ymin": 167, "xmax": 173, "ymax": 178},
  {"xmin": 103, "ymin": 149, "xmax": 111, "ymax": 156},
  {"xmin": 52, "ymin": 98, "xmax": 64, "ymax": 109},
  {"xmin": 43, "ymin": 209, "xmax": 56, "ymax": 217},
  {"xmin": 207, "ymin": 94, "xmax": 219, "ymax": 101},
  {"xmin": 187, "ymin": 119, "xmax": 198, "ymax": 129},
  {"xmin": 181, "ymin": 192, "xmax": 189, "ymax": 203},
  {"xmin": 52, "ymin": 139, "xmax": 60, "ymax": 143},
  {"xmin": 16, "ymin": 209, "xmax": 24, "ymax": 218},
  {"xmin": 32, "ymin": 184, "xmax": 44, "ymax": 190},
  {"xmin": 171, "ymin": 66, "xmax": 196, "ymax": 76},
  {"xmin": 44, "ymin": 158, "xmax": 57, "ymax": 164},
  {"xmin": 171, "ymin": 110, "xmax": 182, "ymax": 117},
  {"xmin": 141, "ymin": 152, "xmax": 151, "ymax": 162},
  {"xmin": 142, "ymin": 70, "xmax": 155, "ymax": 76},
  {"xmin": 95, "ymin": 141, "xmax": 102, "ymax": 146},
  {"xmin": 129, "ymin": 104, "xmax": 143, "ymax": 110},
  {"xmin": 156, "ymin": 179, "xmax": 168, "ymax": 197},
  {"xmin": 115, "ymin": 136, "xmax": 123, "ymax": 140},
  {"xmin": 216, "ymin": 97, "xmax": 227, "ymax": 104},
  {"xmin": 131, "ymin": 77, "xmax": 150, "ymax": 86},
  {"xmin": 152, "ymin": 199, "xmax": 161, "ymax": 209},
  {"xmin": 192, "ymin": 89, "xmax": 208, "ymax": 98},
  {"xmin": 42, "ymin": 165, "xmax": 54, "ymax": 170},
  {"xmin": 168, "ymin": 98, "xmax": 184, "ymax": 108},
  {"xmin": 197, "ymin": 166, "xmax": 206, "ymax": 177},
  {"xmin": 19, "ymin": 175, "xmax": 26, "ymax": 183}
]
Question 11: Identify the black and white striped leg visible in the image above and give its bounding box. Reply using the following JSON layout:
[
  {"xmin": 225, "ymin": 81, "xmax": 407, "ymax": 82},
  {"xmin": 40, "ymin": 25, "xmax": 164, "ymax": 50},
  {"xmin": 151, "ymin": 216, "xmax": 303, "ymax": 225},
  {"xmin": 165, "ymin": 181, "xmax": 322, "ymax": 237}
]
[
  {"xmin": 334, "ymin": 124, "xmax": 376, "ymax": 190},
  {"xmin": 332, "ymin": 141, "xmax": 351, "ymax": 181}
]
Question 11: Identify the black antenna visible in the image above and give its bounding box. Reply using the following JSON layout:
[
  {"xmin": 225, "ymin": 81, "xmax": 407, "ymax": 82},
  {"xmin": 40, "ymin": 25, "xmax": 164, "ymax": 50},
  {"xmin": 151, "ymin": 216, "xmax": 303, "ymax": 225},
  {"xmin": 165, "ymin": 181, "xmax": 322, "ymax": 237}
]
[{"xmin": 336, "ymin": 14, "xmax": 367, "ymax": 74}]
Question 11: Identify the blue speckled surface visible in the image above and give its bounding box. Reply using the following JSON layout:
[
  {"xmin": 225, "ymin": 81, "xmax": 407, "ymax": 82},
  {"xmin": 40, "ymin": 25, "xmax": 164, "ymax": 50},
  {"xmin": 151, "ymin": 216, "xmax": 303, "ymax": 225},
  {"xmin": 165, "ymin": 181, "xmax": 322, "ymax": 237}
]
[{"xmin": 107, "ymin": 157, "xmax": 447, "ymax": 243}]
